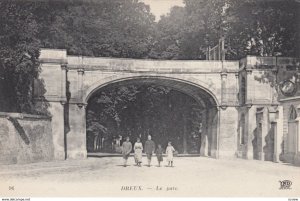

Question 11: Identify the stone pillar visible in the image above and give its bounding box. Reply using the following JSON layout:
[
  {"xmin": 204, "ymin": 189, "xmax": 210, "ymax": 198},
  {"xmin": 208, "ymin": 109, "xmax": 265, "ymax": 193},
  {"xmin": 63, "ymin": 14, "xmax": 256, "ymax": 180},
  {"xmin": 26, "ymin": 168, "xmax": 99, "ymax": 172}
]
[
  {"xmin": 77, "ymin": 68, "xmax": 84, "ymax": 99},
  {"xmin": 200, "ymin": 110, "xmax": 208, "ymax": 156},
  {"xmin": 221, "ymin": 70, "xmax": 227, "ymax": 106},
  {"xmin": 182, "ymin": 114, "xmax": 188, "ymax": 154},
  {"xmin": 206, "ymin": 109, "xmax": 213, "ymax": 157},
  {"xmin": 218, "ymin": 107, "xmax": 238, "ymax": 159},
  {"xmin": 61, "ymin": 65, "xmax": 67, "ymax": 101},
  {"xmin": 66, "ymin": 103, "xmax": 87, "ymax": 159},
  {"xmin": 37, "ymin": 49, "xmax": 68, "ymax": 161},
  {"xmin": 48, "ymin": 101, "xmax": 66, "ymax": 160},
  {"xmin": 206, "ymin": 107, "xmax": 219, "ymax": 158},
  {"xmin": 246, "ymin": 70, "xmax": 253, "ymax": 105},
  {"xmin": 246, "ymin": 107, "xmax": 255, "ymax": 160},
  {"xmin": 212, "ymin": 107, "xmax": 219, "ymax": 158},
  {"xmin": 271, "ymin": 106, "xmax": 284, "ymax": 163},
  {"xmin": 294, "ymin": 105, "xmax": 300, "ymax": 166},
  {"xmin": 258, "ymin": 108, "xmax": 268, "ymax": 161},
  {"xmin": 235, "ymin": 73, "xmax": 239, "ymax": 105}
]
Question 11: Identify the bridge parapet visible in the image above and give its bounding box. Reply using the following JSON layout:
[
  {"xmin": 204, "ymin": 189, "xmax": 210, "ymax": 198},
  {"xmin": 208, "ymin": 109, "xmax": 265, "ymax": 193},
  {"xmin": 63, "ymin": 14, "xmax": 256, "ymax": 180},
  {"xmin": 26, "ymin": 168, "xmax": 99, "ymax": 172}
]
[
  {"xmin": 240, "ymin": 56, "xmax": 300, "ymax": 70},
  {"xmin": 67, "ymin": 55, "xmax": 239, "ymax": 73},
  {"xmin": 39, "ymin": 49, "xmax": 67, "ymax": 64},
  {"xmin": 239, "ymin": 56, "xmax": 300, "ymax": 107}
]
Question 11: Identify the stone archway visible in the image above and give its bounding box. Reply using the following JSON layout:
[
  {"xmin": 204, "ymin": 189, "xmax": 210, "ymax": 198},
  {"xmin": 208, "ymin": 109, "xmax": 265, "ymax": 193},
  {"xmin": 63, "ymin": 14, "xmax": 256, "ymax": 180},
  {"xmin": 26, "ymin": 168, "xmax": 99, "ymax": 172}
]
[
  {"xmin": 83, "ymin": 76, "xmax": 220, "ymax": 158},
  {"xmin": 37, "ymin": 49, "xmax": 239, "ymax": 160}
]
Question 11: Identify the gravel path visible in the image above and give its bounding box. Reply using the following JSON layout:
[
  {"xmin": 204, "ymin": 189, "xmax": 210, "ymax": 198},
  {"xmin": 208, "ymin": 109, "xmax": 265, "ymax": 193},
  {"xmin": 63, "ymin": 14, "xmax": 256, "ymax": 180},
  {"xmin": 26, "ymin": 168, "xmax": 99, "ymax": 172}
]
[{"xmin": 0, "ymin": 157, "xmax": 299, "ymax": 197}]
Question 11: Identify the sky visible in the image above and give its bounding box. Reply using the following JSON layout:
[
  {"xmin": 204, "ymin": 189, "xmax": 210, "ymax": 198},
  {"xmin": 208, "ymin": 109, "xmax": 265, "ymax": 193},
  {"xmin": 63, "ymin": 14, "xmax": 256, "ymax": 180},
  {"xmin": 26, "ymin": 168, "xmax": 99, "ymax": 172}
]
[{"xmin": 140, "ymin": 0, "xmax": 184, "ymax": 21}]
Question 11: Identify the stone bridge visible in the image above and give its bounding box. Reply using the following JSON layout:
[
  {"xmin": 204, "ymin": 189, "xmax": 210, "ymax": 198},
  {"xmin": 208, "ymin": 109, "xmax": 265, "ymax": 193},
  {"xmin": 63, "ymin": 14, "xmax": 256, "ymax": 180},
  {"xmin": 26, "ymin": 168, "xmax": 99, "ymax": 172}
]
[{"xmin": 35, "ymin": 49, "xmax": 240, "ymax": 160}]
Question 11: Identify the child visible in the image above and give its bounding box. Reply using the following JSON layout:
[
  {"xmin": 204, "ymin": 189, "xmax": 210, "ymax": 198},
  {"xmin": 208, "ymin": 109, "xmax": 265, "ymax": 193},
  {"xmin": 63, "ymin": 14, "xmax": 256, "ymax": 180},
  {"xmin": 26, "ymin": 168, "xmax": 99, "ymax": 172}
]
[
  {"xmin": 155, "ymin": 144, "xmax": 163, "ymax": 167},
  {"xmin": 166, "ymin": 141, "xmax": 175, "ymax": 167}
]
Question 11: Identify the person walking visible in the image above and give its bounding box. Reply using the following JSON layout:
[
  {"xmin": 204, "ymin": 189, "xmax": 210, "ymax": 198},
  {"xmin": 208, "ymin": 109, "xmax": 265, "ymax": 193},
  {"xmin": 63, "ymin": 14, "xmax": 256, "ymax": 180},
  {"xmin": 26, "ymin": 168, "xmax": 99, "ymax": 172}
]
[
  {"xmin": 155, "ymin": 144, "xmax": 163, "ymax": 167},
  {"xmin": 121, "ymin": 137, "xmax": 132, "ymax": 167},
  {"xmin": 134, "ymin": 137, "xmax": 143, "ymax": 167},
  {"xmin": 166, "ymin": 141, "xmax": 175, "ymax": 167},
  {"xmin": 144, "ymin": 135, "xmax": 155, "ymax": 167}
]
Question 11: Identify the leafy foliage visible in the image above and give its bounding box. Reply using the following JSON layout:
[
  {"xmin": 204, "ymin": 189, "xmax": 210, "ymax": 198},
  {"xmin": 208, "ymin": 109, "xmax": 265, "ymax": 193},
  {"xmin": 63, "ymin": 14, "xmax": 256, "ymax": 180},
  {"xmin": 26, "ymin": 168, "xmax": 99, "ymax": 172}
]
[
  {"xmin": 86, "ymin": 84, "xmax": 202, "ymax": 153},
  {"xmin": 149, "ymin": 0, "xmax": 300, "ymax": 60},
  {"xmin": 38, "ymin": 0, "xmax": 156, "ymax": 58},
  {"xmin": 0, "ymin": 1, "xmax": 42, "ymax": 113},
  {"xmin": 0, "ymin": 0, "xmax": 156, "ymax": 112},
  {"xmin": 226, "ymin": 0, "xmax": 300, "ymax": 59}
]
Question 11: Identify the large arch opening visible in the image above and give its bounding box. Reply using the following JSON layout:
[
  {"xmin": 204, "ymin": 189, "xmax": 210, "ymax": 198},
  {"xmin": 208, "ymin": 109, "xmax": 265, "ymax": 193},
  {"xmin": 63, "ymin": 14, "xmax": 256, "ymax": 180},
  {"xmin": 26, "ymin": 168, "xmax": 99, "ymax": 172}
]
[{"xmin": 85, "ymin": 77, "xmax": 219, "ymax": 157}]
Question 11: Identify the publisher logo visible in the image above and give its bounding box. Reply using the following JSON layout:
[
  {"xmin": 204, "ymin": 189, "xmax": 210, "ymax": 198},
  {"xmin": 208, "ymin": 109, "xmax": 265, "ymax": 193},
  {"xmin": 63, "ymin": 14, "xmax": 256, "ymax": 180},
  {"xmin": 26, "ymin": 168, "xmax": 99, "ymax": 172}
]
[{"xmin": 279, "ymin": 180, "xmax": 292, "ymax": 190}]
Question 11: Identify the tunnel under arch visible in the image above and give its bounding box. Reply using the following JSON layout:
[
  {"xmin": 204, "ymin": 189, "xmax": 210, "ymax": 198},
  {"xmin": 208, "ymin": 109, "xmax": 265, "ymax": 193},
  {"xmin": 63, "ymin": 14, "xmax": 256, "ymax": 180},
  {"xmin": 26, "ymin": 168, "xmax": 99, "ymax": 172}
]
[{"xmin": 84, "ymin": 76, "xmax": 220, "ymax": 158}]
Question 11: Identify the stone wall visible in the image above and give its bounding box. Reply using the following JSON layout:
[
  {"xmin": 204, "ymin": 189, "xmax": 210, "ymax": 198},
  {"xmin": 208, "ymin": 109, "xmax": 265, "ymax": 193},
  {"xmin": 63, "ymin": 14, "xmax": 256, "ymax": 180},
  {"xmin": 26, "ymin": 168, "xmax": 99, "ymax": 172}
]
[
  {"xmin": 237, "ymin": 56, "xmax": 299, "ymax": 165},
  {"xmin": 0, "ymin": 112, "xmax": 54, "ymax": 164},
  {"xmin": 280, "ymin": 97, "xmax": 300, "ymax": 165}
]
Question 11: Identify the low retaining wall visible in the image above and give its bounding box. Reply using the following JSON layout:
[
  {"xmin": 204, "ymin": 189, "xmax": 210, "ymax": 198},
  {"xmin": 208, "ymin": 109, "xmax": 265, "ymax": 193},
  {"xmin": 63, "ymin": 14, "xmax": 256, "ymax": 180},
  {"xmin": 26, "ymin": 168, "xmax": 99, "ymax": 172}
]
[{"xmin": 0, "ymin": 112, "xmax": 54, "ymax": 164}]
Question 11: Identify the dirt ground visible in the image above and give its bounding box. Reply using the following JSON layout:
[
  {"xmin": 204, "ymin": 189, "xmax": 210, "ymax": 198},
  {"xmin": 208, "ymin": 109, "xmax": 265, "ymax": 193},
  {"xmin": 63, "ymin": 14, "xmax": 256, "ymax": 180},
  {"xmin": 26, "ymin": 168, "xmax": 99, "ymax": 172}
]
[{"xmin": 0, "ymin": 156, "xmax": 299, "ymax": 197}]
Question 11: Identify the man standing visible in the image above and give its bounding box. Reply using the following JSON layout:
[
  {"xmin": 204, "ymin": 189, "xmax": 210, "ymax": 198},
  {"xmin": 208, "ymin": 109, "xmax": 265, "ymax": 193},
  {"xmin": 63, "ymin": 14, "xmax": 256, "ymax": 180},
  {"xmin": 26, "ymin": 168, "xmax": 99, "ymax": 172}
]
[
  {"xmin": 122, "ymin": 137, "xmax": 132, "ymax": 167},
  {"xmin": 144, "ymin": 135, "xmax": 155, "ymax": 167}
]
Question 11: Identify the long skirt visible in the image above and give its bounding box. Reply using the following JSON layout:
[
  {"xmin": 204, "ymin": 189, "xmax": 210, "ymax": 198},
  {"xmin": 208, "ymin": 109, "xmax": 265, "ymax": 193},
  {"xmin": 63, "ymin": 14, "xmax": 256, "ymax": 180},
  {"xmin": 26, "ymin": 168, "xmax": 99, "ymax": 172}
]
[
  {"xmin": 167, "ymin": 153, "xmax": 174, "ymax": 162},
  {"xmin": 134, "ymin": 149, "xmax": 143, "ymax": 163}
]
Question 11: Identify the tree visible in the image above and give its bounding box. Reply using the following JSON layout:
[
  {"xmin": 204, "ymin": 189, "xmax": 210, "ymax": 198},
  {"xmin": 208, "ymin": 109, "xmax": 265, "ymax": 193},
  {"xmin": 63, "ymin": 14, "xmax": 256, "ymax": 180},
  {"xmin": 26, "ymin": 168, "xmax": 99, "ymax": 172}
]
[
  {"xmin": 86, "ymin": 85, "xmax": 139, "ymax": 152},
  {"xmin": 86, "ymin": 84, "xmax": 203, "ymax": 154},
  {"xmin": 0, "ymin": 0, "xmax": 157, "ymax": 113},
  {"xmin": 226, "ymin": 0, "xmax": 300, "ymax": 59},
  {"xmin": 149, "ymin": 0, "xmax": 229, "ymax": 60},
  {"xmin": 39, "ymin": 0, "xmax": 156, "ymax": 58},
  {"xmin": 149, "ymin": 0, "xmax": 300, "ymax": 60},
  {"xmin": 0, "ymin": 1, "xmax": 41, "ymax": 112},
  {"xmin": 86, "ymin": 111, "xmax": 108, "ymax": 151},
  {"xmin": 148, "ymin": 6, "xmax": 186, "ymax": 59}
]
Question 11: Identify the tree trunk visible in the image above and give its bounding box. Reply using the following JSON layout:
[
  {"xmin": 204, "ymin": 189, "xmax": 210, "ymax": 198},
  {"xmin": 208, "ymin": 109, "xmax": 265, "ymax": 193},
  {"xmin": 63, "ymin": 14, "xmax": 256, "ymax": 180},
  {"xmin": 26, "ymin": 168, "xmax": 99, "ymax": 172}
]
[{"xmin": 94, "ymin": 134, "xmax": 99, "ymax": 151}]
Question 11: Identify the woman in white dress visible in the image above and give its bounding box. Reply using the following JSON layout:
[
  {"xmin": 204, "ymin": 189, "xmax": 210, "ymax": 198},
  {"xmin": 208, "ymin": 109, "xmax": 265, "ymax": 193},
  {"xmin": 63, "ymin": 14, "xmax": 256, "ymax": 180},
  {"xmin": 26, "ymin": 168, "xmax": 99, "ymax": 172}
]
[
  {"xmin": 166, "ymin": 141, "xmax": 175, "ymax": 167},
  {"xmin": 134, "ymin": 138, "xmax": 143, "ymax": 167}
]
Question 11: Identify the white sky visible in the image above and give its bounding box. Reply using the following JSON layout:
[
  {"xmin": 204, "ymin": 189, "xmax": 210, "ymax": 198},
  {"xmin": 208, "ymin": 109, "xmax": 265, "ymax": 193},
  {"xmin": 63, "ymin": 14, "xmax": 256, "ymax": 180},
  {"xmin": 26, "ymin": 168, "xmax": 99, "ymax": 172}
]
[{"xmin": 140, "ymin": 0, "xmax": 184, "ymax": 21}]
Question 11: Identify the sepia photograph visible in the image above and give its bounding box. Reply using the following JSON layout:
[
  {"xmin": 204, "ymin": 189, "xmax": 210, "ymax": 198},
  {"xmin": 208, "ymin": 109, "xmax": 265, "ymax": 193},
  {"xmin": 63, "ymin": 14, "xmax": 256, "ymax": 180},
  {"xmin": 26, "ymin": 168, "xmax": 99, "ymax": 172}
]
[{"xmin": 0, "ymin": 0, "xmax": 300, "ymax": 199}]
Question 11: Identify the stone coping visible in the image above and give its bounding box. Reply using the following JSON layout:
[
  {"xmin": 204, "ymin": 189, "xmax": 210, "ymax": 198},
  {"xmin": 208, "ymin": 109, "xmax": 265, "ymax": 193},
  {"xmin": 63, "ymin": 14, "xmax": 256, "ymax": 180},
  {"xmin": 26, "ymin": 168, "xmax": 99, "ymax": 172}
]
[
  {"xmin": 279, "ymin": 96, "xmax": 300, "ymax": 102},
  {"xmin": 0, "ymin": 112, "xmax": 51, "ymax": 120},
  {"xmin": 240, "ymin": 56, "xmax": 300, "ymax": 69}
]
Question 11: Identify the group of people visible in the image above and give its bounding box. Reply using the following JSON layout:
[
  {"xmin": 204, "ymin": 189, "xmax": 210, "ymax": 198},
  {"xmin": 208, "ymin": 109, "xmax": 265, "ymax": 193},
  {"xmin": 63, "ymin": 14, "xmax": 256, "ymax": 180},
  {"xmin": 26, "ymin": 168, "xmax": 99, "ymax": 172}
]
[{"xmin": 121, "ymin": 135, "xmax": 176, "ymax": 167}]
